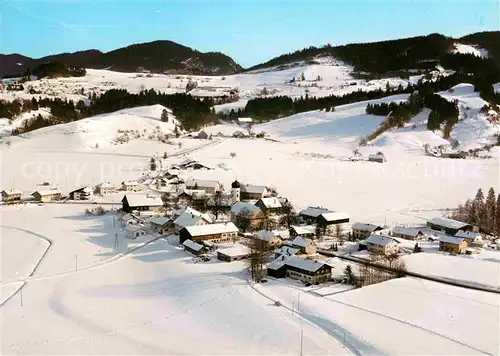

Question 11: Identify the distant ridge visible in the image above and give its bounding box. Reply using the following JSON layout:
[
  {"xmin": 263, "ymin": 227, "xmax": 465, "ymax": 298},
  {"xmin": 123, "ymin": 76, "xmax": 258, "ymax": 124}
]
[{"xmin": 0, "ymin": 40, "xmax": 242, "ymax": 77}]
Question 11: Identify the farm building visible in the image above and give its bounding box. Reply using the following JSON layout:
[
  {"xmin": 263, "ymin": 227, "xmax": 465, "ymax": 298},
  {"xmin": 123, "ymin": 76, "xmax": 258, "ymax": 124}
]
[
  {"xmin": 368, "ymin": 152, "xmax": 387, "ymax": 163},
  {"xmin": 121, "ymin": 194, "xmax": 163, "ymax": 213},
  {"xmin": 179, "ymin": 222, "xmax": 239, "ymax": 244},
  {"xmin": 392, "ymin": 227, "xmax": 424, "ymax": 240},
  {"xmin": 439, "ymin": 236, "xmax": 468, "ymax": 254},
  {"xmin": 352, "ymin": 222, "xmax": 383, "ymax": 239},
  {"xmin": 185, "ymin": 179, "xmax": 221, "ymax": 193},
  {"xmin": 365, "ymin": 235, "xmax": 400, "ymax": 255},
  {"xmin": 291, "ymin": 237, "xmax": 317, "ymax": 255},
  {"xmin": 299, "ymin": 206, "xmax": 333, "ymax": 223},
  {"xmin": 31, "ymin": 189, "xmax": 62, "ymax": 202},
  {"xmin": 454, "ymin": 230, "xmax": 483, "ymax": 246},
  {"xmin": 230, "ymin": 202, "xmax": 264, "ymax": 230},
  {"xmin": 427, "ymin": 217, "xmax": 475, "ymax": 235},
  {"xmin": 289, "ymin": 225, "xmax": 316, "ymax": 238},
  {"xmin": 316, "ymin": 212, "xmax": 350, "ymax": 230},
  {"xmin": 149, "ymin": 215, "xmax": 171, "ymax": 234},
  {"xmin": 197, "ymin": 130, "xmax": 209, "ymax": 139},
  {"xmin": 182, "ymin": 239, "xmax": 207, "ymax": 256},
  {"xmin": 254, "ymin": 197, "xmax": 282, "ymax": 213},
  {"xmin": 217, "ymin": 245, "xmax": 250, "ymax": 262},
  {"xmin": 125, "ymin": 224, "xmax": 146, "ymax": 239},
  {"xmin": 254, "ymin": 230, "xmax": 283, "ymax": 248},
  {"xmin": 121, "ymin": 181, "xmax": 141, "ymax": 192},
  {"xmin": 1, "ymin": 189, "xmax": 22, "ymax": 202},
  {"xmin": 69, "ymin": 187, "xmax": 92, "ymax": 200},
  {"xmin": 240, "ymin": 184, "xmax": 272, "ymax": 200},
  {"xmin": 267, "ymin": 256, "xmax": 332, "ymax": 285},
  {"xmin": 95, "ymin": 182, "xmax": 116, "ymax": 195}
]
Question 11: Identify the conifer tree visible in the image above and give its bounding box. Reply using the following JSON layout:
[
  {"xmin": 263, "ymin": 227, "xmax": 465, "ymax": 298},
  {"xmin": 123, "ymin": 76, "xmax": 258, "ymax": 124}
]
[
  {"xmin": 496, "ymin": 194, "xmax": 500, "ymax": 236},
  {"xmin": 485, "ymin": 188, "xmax": 496, "ymax": 233},
  {"xmin": 474, "ymin": 188, "xmax": 486, "ymax": 229}
]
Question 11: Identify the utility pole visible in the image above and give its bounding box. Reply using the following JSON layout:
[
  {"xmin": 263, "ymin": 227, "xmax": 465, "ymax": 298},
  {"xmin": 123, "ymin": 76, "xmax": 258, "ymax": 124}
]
[
  {"xmin": 20, "ymin": 288, "xmax": 24, "ymax": 307},
  {"xmin": 113, "ymin": 215, "xmax": 116, "ymax": 228},
  {"xmin": 300, "ymin": 329, "xmax": 303, "ymax": 356},
  {"xmin": 114, "ymin": 233, "xmax": 119, "ymax": 251}
]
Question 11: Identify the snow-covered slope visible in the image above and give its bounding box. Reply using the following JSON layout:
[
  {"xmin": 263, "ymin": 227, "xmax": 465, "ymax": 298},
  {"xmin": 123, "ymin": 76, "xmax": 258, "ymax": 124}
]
[
  {"xmin": 452, "ymin": 43, "xmax": 489, "ymax": 58},
  {"xmin": 9, "ymin": 104, "xmax": 179, "ymax": 150}
]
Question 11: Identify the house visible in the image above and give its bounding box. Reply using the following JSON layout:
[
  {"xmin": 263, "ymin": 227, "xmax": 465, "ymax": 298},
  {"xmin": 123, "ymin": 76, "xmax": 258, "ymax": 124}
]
[
  {"xmin": 454, "ymin": 230, "xmax": 483, "ymax": 246},
  {"xmin": 185, "ymin": 179, "xmax": 221, "ymax": 194},
  {"xmin": 95, "ymin": 182, "xmax": 116, "ymax": 195},
  {"xmin": 173, "ymin": 212, "xmax": 211, "ymax": 231},
  {"xmin": 217, "ymin": 245, "xmax": 250, "ymax": 262},
  {"xmin": 31, "ymin": 189, "xmax": 62, "ymax": 202},
  {"xmin": 149, "ymin": 215, "xmax": 171, "ymax": 234},
  {"xmin": 352, "ymin": 222, "xmax": 383, "ymax": 239},
  {"xmin": 230, "ymin": 202, "xmax": 264, "ymax": 229},
  {"xmin": 121, "ymin": 213, "xmax": 141, "ymax": 226},
  {"xmin": 439, "ymin": 236, "xmax": 468, "ymax": 254},
  {"xmin": 121, "ymin": 181, "xmax": 141, "ymax": 192},
  {"xmin": 1, "ymin": 189, "xmax": 22, "ymax": 202},
  {"xmin": 254, "ymin": 197, "xmax": 282, "ymax": 213},
  {"xmin": 365, "ymin": 235, "xmax": 400, "ymax": 255},
  {"xmin": 69, "ymin": 187, "xmax": 92, "ymax": 200},
  {"xmin": 316, "ymin": 212, "xmax": 350, "ymax": 230},
  {"xmin": 291, "ymin": 237, "xmax": 317, "ymax": 255},
  {"xmin": 392, "ymin": 227, "xmax": 424, "ymax": 240},
  {"xmin": 121, "ymin": 194, "xmax": 163, "ymax": 213},
  {"xmin": 237, "ymin": 117, "xmax": 253, "ymax": 125},
  {"xmin": 299, "ymin": 206, "xmax": 333, "ymax": 223},
  {"xmin": 179, "ymin": 222, "xmax": 239, "ymax": 244},
  {"xmin": 368, "ymin": 152, "xmax": 386, "ymax": 163},
  {"xmin": 240, "ymin": 184, "xmax": 271, "ymax": 200},
  {"xmin": 289, "ymin": 225, "xmax": 316, "ymax": 238},
  {"xmin": 427, "ymin": 217, "xmax": 474, "ymax": 235},
  {"xmin": 267, "ymin": 256, "xmax": 332, "ymax": 284},
  {"xmin": 182, "ymin": 239, "xmax": 207, "ymax": 256},
  {"xmin": 197, "ymin": 130, "xmax": 209, "ymax": 139},
  {"xmin": 125, "ymin": 224, "xmax": 147, "ymax": 239},
  {"xmin": 254, "ymin": 230, "xmax": 283, "ymax": 248},
  {"xmin": 273, "ymin": 246, "xmax": 300, "ymax": 259}
]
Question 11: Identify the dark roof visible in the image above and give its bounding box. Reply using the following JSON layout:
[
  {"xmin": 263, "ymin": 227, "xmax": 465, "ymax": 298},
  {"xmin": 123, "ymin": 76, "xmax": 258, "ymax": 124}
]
[{"xmin": 231, "ymin": 180, "xmax": 241, "ymax": 189}]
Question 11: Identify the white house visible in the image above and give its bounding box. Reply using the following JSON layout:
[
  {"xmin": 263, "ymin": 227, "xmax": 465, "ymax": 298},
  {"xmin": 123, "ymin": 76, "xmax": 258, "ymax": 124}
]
[
  {"xmin": 121, "ymin": 181, "xmax": 141, "ymax": 192},
  {"xmin": 185, "ymin": 179, "xmax": 221, "ymax": 194},
  {"xmin": 291, "ymin": 237, "xmax": 317, "ymax": 255},
  {"xmin": 237, "ymin": 117, "xmax": 253, "ymax": 125},
  {"xmin": 365, "ymin": 235, "xmax": 399, "ymax": 255},
  {"xmin": 1, "ymin": 189, "xmax": 22, "ymax": 202},
  {"xmin": 149, "ymin": 215, "xmax": 171, "ymax": 234},
  {"xmin": 95, "ymin": 182, "xmax": 116, "ymax": 195},
  {"xmin": 352, "ymin": 222, "xmax": 383, "ymax": 239},
  {"xmin": 125, "ymin": 224, "xmax": 147, "ymax": 239},
  {"xmin": 254, "ymin": 197, "xmax": 282, "ymax": 212},
  {"xmin": 254, "ymin": 230, "xmax": 283, "ymax": 247}
]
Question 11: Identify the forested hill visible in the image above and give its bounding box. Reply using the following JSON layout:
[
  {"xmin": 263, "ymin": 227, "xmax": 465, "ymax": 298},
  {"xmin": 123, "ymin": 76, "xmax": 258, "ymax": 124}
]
[
  {"xmin": 0, "ymin": 40, "xmax": 243, "ymax": 78},
  {"xmin": 246, "ymin": 32, "xmax": 500, "ymax": 74}
]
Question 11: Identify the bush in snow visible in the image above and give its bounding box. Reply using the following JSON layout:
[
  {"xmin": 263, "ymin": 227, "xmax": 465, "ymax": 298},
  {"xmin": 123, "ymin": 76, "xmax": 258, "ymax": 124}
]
[{"xmin": 230, "ymin": 152, "xmax": 237, "ymax": 158}]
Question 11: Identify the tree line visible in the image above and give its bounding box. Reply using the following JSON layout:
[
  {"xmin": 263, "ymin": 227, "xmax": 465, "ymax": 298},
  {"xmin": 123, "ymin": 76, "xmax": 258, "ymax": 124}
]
[
  {"xmin": 449, "ymin": 187, "xmax": 500, "ymax": 236},
  {"xmin": 3, "ymin": 88, "xmax": 218, "ymax": 135}
]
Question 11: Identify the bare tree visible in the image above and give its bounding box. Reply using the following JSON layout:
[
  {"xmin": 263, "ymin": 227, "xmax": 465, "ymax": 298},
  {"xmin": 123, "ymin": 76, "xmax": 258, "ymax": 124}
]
[
  {"xmin": 210, "ymin": 190, "xmax": 224, "ymax": 220},
  {"xmin": 248, "ymin": 238, "xmax": 268, "ymax": 282},
  {"xmin": 334, "ymin": 224, "xmax": 344, "ymax": 246},
  {"xmin": 279, "ymin": 200, "xmax": 298, "ymax": 228},
  {"xmin": 5, "ymin": 140, "xmax": 12, "ymax": 148}
]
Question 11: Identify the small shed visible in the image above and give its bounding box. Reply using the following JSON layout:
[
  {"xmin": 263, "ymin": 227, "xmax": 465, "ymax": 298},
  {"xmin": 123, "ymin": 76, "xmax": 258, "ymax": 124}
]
[
  {"xmin": 197, "ymin": 130, "xmax": 209, "ymax": 140},
  {"xmin": 368, "ymin": 152, "xmax": 387, "ymax": 163},
  {"xmin": 217, "ymin": 245, "xmax": 250, "ymax": 262},
  {"xmin": 182, "ymin": 239, "xmax": 207, "ymax": 256}
]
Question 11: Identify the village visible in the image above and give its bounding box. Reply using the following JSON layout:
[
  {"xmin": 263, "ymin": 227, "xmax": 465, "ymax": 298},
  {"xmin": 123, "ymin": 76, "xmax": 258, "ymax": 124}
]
[{"xmin": 2, "ymin": 156, "xmax": 498, "ymax": 290}]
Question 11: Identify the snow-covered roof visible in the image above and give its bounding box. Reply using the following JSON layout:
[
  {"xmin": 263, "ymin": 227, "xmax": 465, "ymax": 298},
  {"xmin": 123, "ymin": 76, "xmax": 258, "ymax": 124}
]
[
  {"xmin": 439, "ymin": 236, "xmax": 465, "ymax": 245},
  {"xmin": 32, "ymin": 189, "xmax": 62, "ymax": 196},
  {"xmin": 290, "ymin": 225, "xmax": 316, "ymax": 235},
  {"xmin": 428, "ymin": 217, "xmax": 469, "ymax": 230},
  {"xmin": 230, "ymin": 201, "xmax": 261, "ymax": 214},
  {"xmin": 257, "ymin": 197, "xmax": 282, "ymax": 209},
  {"xmin": 2, "ymin": 189, "xmax": 22, "ymax": 195},
  {"xmin": 185, "ymin": 179, "xmax": 220, "ymax": 189},
  {"xmin": 318, "ymin": 212, "xmax": 349, "ymax": 222},
  {"xmin": 292, "ymin": 237, "xmax": 314, "ymax": 248},
  {"xmin": 70, "ymin": 186, "xmax": 92, "ymax": 194},
  {"xmin": 454, "ymin": 230, "xmax": 482, "ymax": 240},
  {"xmin": 149, "ymin": 215, "xmax": 170, "ymax": 226},
  {"xmin": 237, "ymin": 117, "xmax": 253, "ymax": 123},
  {"xmin": 283, "ymin": 256, "xmax": 328, "ymax": 273},
  {"xmin": 369, "ymin": 153, "xmax": 386, "ymax": 160},
  {"xmin": 125, "ymin": 224, "xmax": 145, "ymax": 233},
  {"xmin": 299, "ymin": 206, "xmax": 332, "ymax": 218},
  {"xmin": 123, "ymin": 194, "xmax": 163, "ymax": 207},
  {"xmin": 392, "ymin": 226, "xmax": 423, "ymax": 238},
  {"xmin": 182, "ymin": 239, "xmax": 204, "ymax": 252},
  {"xmin": 217, "ymin": 245, "xmax": 250, "ymax": 257},
  {"xmin": 184, "ymin": 222, "xmax": 239, "ymax": 237},
  {"xmin": 121, "ymin": 213, "xmax": 137, "ymax": 222},
  {"xmin": 173, "ymin": 206, "xmax": 202, "ymax": 217},
  {"xmin": 352, "ymin": 222, "xmax": 382, "ymax": 232},
  {"xmin": 122, "ymin": 181, "xmax": 139, "ymax": 186},
  {"xmin": 366, "ymin": 235, "xmax": 399, "ymax": 246},
  {"xmin": 96, "ymin": 182, "xmax": 115, "ymax": 189},
  {"xmin": 273, "ymin": 229, "xmax": 290, "ymax": 239},
  {"xmin": 256, "ymin": 230, "xmax": 281, "ymax": 242},
  {"xmin": 240, "ymin": 184, "xmax": 267, "ymax": 194},
  {"xmin": 174, "ymin": 212, "xmax": 209, "ymax": 228}
]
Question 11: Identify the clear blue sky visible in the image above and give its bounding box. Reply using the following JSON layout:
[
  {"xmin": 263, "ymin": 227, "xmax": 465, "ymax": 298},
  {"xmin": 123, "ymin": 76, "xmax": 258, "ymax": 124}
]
[{"xmin": 2, "ymin": 0, "xmax": 499, "ymax": 68}]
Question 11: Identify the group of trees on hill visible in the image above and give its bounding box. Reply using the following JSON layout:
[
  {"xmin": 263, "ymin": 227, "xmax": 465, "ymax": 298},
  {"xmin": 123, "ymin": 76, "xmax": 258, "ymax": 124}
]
[
  {"xmin": 4, "ymin": 88, "xmax": 217, "ymax": 135},
  {"xmin": 449, "ymin": 187, "xmax": 500, "ymax": 236}
]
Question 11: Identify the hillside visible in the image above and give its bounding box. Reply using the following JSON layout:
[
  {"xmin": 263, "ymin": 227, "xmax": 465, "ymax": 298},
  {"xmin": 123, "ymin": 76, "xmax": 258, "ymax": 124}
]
[
  {"xmin": 0, "ymin": 41, "xmax": 242, "ymax": 78},
  {"xmin": 247, "ymin": 32, "xmax": 500, "ymax": 74}
]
